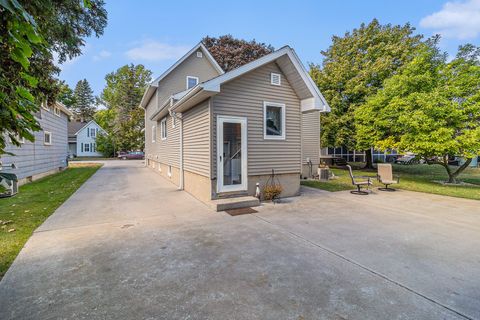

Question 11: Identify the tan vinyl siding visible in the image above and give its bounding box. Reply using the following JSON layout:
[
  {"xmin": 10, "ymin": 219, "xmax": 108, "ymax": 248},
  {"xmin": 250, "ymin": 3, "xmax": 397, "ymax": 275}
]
[
  {"xmin": 212, "ymin": 62, "xmax": 302, "ymax": 176},
  {"xmin": 183, "ymin": 100, "xmax": 210, "ymax": 177},
  {"xmin": 301, "ymin": 111, "xmax": 320, "ymax": 165},
  {"xmin": 144, "ymin": 47, "xmax": 221, "ymax": 169}
]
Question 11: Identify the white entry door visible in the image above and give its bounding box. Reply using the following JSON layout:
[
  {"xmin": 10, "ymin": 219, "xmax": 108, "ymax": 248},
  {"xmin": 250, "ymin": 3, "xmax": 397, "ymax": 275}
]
[{"xmin": 217, "ymin": 116, "xmax": 247, "ymax": 193}]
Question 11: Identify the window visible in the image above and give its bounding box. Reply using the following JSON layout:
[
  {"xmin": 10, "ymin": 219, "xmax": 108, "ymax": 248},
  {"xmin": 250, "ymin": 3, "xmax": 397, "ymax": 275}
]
[
  {"xmin": 186, "ymin": 76, "xmax": 199, "ymax": 90},
  {"xmin": 271, "ymin": 73, "xmax": 281, "ymax": 86},
  {"xmin": 93, "ymin": 143, "xmax": 96, "ymax": 152},
  {"xmin": 54, "ymin": 107, "xmax": 61, "ymax": 117},
  {"xmin": 151, "ymin": 125, "xmax": 156, "ymax": 142},
  {"xmin": 90, "ymin": 128, "xmax": 96, "ymax": 137},
  {"xmin": 9, "ymin": 135, "xmax": 25, "ymax": 144},
  {"xmin": 160, "ymin": 118, "xmax": 167, "ymax": 140},
  {"xmin": 41, "ymin": 101, "xmax": 49, "ymax": 111},
  {"xmin": 44, "ymin": 131, "xmax": 52, "ymax": 145},
  {"xmin": 196, "ymin": 51, "xmax": 203, "ymax": 58},
  {"xmin": 84, "ymin": 143, "xmax": 90, "ymax": 152},
  {"xmin": 263, "ymin": 102, "xmax": 285, "ymax": 140}
]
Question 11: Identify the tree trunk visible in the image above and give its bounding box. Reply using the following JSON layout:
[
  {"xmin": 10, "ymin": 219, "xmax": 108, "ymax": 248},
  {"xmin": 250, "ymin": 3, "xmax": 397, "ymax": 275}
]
[
  {"xmin": 446, "ymin": 158, "xmax": 472, "ymax": 183},
  {"xmin": 364, "ymin": 149, "xmax": 374, "ymax": 169}
]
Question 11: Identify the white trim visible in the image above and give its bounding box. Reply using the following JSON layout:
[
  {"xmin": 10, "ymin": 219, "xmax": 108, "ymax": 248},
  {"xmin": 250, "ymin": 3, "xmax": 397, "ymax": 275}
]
[
  {"xmin": 151, "ymin": 125, "xmax": 156, "ymax": 143},
  {"xmin": 160, "ymin": 117, "xmax": 167, "ymax": 140},
  {"xmin": 54, "ymin": 106, "xmax": 61, "ymax": 117},
  {"xmin": 73, "ymin": 119, "xmax": 107, "ymax": 136},
  {"xmin": 200, "ymin": 46, "xmax": 330, "ymax": 112},
  {"xmin": 196, "ymin": 51, "xmax": 203, "ymax": 58},
  {"xmin": 263, "ymin": 101, "xmax": 286, "ymax": 140},
  {"xmin": 216, "ymin": 115, "xmax": 248, "ymax": 193},
  {"xmin": 270, "ymin": 72, "xmax": 281, "ymax": 86},
  {"xmin": 44, "ymin": 131, "xmax": 52, "ymax": 145},
  {"xmin": 41, "ymin": 101, "xmax": 49, "ymax": 111},
  {"xmin": 186, "ymin": 76, "xmax": 199, "ymax": 90}
]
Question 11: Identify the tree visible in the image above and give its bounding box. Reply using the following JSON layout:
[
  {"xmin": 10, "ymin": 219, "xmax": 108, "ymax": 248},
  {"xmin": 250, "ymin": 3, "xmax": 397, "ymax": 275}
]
[
  {"xmin": 99, "ymin": 64, "xmax": 152, "ymax": 152},
  {"xmin": 72, "ymin": 79, "xmax": 96, "ymax": 121},
  {"xmin": 0, "ymin": 0, "xmax": 107, "ymax": 155},
  {"xmin": 56, "ymin": 81, "xmax": 76, "ymax": 109},
  {"xmin": 202, "ymin": 35, "xmax": 274, "ymax": 72},
  {"xmin": 355, "ymin": 43, "xmax": 480, "ymax": 183},
  {"xmin": 309, "ymin": 19, "xmax": 424, "ymax": 168},
  {"xmin": 95, "ymin": 132, "xmax": 114, "ymax": 157}
]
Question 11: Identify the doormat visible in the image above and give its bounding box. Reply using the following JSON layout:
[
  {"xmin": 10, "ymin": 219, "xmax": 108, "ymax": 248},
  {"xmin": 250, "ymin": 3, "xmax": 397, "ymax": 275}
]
[{"xmin": 225, "ymin": 207, "xmax": 258, "ymax": 216}]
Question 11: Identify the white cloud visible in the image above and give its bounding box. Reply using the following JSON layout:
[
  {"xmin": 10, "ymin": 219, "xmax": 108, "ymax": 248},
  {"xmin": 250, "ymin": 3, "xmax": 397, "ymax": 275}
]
[
  {"xmin": 420, "ymin": 0, "xmax": 480, "ymax": 39},
  {"xmin": 125, "ymin": 40, "xmax": 190, "ymax": 61},
  {"xmin": 93, "ymin": 50, "xmax": 112, "ymax": 61}
]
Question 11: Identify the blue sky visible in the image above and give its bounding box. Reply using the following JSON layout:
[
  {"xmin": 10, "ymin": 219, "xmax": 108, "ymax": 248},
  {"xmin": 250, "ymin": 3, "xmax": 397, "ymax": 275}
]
[{"xmin": 58, "ymin": 0, "xmax": 480, "ymax": 96}]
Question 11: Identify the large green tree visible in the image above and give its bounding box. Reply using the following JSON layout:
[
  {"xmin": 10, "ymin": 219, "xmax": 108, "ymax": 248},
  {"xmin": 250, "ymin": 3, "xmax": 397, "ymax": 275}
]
[
  {"xmin": 72, "ymin": 79, "xmax": 96, "ymax": 121},
  {"xmin": 309, "ymin": 19, "xmax": 424, "ymax": 168},
  {"xmin": 56, "ymin": 81, "xmax": 76, "ymax": 109},
  {"xmin": 98, "ymin": 64, "xmax": 152, "ymax": 152},
  {"xmin": 0, "ymin": 0, "xmax": 107, "ymax": 154},
  {"xmin": 202, "ymin": 35, "xmax": 274, "ymax": 72},
  {"xmin": 355, "ymin": 43, "xmax": 480, "ymax": 183}
]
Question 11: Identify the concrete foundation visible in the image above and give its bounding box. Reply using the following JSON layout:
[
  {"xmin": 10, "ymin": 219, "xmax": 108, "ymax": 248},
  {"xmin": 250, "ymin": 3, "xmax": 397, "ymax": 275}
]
[{"xmin": 247, "ymin": 173, "xmax": 300, "ymax": 200}]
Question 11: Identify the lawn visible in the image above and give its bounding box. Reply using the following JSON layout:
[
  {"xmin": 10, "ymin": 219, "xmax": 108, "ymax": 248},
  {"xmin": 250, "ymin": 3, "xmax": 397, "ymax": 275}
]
[
  {"xmin": 0, "ymin": 163, "xmax": 102, "ymax": 279},
  {"xmin": 302, "ymin": 164, "xmax": 480, "ymax": 200}
]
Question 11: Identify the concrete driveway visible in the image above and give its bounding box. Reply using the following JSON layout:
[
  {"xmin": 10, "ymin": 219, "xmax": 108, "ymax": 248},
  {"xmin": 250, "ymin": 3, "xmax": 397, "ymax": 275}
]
[{"xmin": 0, "ymin": 160, "xmax": 479, "ymax": 320}]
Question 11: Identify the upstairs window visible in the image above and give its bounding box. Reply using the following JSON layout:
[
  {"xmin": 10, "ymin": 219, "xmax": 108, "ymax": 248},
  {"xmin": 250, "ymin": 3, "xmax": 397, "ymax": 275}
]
[
  {"xmin": 186, "ymin": 76, "xmax": 199, "ymax": 90},
  {"xmin": 263, "ymin": 102, "xmax": 285, "ymax": 140},
  {"xmin": 196, "ymin": 51, "xmax": 203, "ymax": 58},
  {"xmin": 90, "ymin": 128, "xmax": 96, "ymax": 137},
  {"xmin": 270, "ymin": 73, "xmax": 281, "ymax": 86},
  {"xmin": 160, "ymin": 118, "xmax": 167, "ymax": 140},
  {"xmin": 54, "ymin": 107, "xmax": 61, "ymax": 117}
]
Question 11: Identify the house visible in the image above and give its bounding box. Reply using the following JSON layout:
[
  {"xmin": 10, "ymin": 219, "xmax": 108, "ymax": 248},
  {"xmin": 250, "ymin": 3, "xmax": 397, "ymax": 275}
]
[
  {"xmin": 0, "ymin": 101, "xmax": 73, "ymax": 185},
  {"xmin": 68, "ymin": 120, "xmax": 106, "ymax": 157},
  {"xmin": 141, "ymin": 42, "xmax": 330, "ymax": 205}
]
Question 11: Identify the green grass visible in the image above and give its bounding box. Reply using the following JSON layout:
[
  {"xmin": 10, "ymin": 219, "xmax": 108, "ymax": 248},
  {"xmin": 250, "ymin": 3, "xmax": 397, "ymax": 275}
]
[
  {"xmin": 301, "ymin": 164, "xmax": 480, "ymax": 200},
  {"xmin": 0, "ymin": 163, "xmax": 102, "ymax": 279}
]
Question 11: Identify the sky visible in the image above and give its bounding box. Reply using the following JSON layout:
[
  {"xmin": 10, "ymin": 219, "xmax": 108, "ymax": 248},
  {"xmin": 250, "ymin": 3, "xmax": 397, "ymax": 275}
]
[{"xmin": 58, "ymin": 0, "xmax": 480, "ymax": 96}]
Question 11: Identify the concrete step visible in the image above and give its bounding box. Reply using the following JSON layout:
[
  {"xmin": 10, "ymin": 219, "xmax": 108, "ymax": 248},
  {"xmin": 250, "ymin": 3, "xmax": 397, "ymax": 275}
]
[{"xmin": 210, "ymin": 196, "xmax": 260, "ymax": 212}]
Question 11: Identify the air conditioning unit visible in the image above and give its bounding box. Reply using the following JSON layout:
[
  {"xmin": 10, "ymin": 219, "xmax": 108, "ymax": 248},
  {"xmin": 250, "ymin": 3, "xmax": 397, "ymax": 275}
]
[
  {"xmin": 318, "ymin": 168, "xmax": 330, "ymax": 181},
  {"xmin": 0, "ymin": 173, "xmax": 18, "ymax": 198}
]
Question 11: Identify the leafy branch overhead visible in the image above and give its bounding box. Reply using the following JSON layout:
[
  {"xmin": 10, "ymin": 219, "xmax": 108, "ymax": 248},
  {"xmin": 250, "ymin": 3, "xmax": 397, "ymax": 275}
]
[{"xmin": 0, "ymin": 0, "xmax": 107, "ymax": 155}]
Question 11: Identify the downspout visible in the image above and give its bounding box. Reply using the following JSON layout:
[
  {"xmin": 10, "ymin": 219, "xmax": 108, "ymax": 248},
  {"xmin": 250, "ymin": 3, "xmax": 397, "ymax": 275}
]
[{"xmin": 170, "ymin": 110, "xmax": 184, "ymax": 190}]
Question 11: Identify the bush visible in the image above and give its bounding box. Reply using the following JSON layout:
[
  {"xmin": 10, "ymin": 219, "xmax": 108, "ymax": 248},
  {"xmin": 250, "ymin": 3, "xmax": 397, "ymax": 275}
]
[{"xmin": 95, "ymin": 133, "xmax": 115, "ymax": 157}]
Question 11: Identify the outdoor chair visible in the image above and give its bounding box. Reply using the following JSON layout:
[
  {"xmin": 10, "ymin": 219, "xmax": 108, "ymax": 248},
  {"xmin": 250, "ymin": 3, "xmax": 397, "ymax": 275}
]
[
  {"xmin": 346, "ymin": 165, "xmax": 372, "ymax": 195},
  {"xmin": 377, "ymin": 163, "xmax": 399, "ymax": 191}
]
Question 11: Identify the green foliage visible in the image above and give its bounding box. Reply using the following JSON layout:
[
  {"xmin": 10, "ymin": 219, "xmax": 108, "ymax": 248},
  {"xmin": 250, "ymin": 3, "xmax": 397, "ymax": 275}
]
[
  {"xmin": 99, "ymin": 64, "xmax": 152, "ymax": 151},
  {"xmin": 56, "ymin": 81, "xmax": 76, "ymax": 109},
  {"xmin": 309, "ymin": 19, "xmax": 424, "ymax": 157},
  {"xmin": 72, "ymin": 79, "xmax": 96, "ymax": 121},
  {"xmin": 202, "ymin": 35, "xmax": 274, "ymax": 72},
  {"xmin": 95, "ymin": 133, "xmax": 114, "ymax": 157},
  {"xmin": 0, "ymin": 0, "xmax": 107, "ymax": 155},
  {"xmin": 355, "ymin": 43, "xmax": 480, "ymax": 183}
]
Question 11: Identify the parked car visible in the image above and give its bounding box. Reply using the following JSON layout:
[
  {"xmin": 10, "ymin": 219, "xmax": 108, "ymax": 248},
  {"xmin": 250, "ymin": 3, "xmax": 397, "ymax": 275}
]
[
  {"xmin": 119, "ymin": 151, "xmax": 144, "ymax": 160},
  {"xmin": 394, "ymin": 153, "xmax": 424, "ymax": 165}
]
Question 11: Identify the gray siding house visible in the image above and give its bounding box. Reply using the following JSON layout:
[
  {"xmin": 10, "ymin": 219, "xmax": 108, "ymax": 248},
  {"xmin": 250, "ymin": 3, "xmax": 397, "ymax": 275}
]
[
  {"xmin": 68, "ymin": 120, "xmax": 106, "ymax": 157},
  {"xmin": 0, "ymin": 102, "xmax": 72, "ymax": 185},
  {"xmin": 141, "ymin": 43, "xmax": 330, "ymax": 204}
]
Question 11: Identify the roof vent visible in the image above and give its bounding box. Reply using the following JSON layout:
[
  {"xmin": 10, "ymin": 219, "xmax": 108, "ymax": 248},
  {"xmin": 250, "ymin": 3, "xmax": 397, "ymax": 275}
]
[
  {"xmin": 196, "ymin": 51, "xmax": 203, "ymax": 58},
  {"xmin": 271, "ymin": 73, "xmax": 281, "ymax": 86}
]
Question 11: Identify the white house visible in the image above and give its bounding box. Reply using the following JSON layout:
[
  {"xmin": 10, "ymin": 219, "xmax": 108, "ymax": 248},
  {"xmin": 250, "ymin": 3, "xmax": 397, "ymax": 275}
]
[{"xmin": 68, "ymin": 120, "xmax": 107, "ymax": 157}]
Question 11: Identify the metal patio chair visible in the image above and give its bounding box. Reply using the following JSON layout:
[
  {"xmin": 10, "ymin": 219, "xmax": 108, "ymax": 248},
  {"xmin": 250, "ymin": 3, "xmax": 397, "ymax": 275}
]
[
  {"xmin": 377, "ymin": 163, "xmax": 399, "ymax": 191},
  {"xmin": 346, "ymin": 165, "xmax": 372, "ymax": 195}
]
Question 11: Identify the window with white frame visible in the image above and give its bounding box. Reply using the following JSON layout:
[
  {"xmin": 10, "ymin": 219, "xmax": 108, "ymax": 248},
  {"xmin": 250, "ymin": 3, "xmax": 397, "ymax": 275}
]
[
  {"xmin": 151, "ymin": 125, "xmax": 156, "ymax": 142},
  {"xmin": 263, "ymin": 102, "xmax": 285, "ymax": 139},
  {"xmin": 89, "ymin": 128, "xmax": 95, "ymax": 137},
  {"xmin": 54, "ymin": 107, "xmax": 61, "ymax": 117},
  {"xmin": 84, "ymin": 143, "xmax": 90, "ymax": 152},
  {"xmin": 196, "ymin": 51, "xmax": 203, "ymax": 58},
  {"xmin": 44, "ymin": 131, "xmax": 52, "ymax": 145},
  {"xmin": 160, "ymin": 118, "xmax": 167, "ymax": 140},
  {"xmin": 186, "ymin": 76, "xmax": 199, "ymax": 90},
  {"xmin": 41, "ymin": 100, "xmax": 49, "ymax": 111},
  {"xmin": 270, "ymin": 72, "xmax": 281, "ymax": 86}
]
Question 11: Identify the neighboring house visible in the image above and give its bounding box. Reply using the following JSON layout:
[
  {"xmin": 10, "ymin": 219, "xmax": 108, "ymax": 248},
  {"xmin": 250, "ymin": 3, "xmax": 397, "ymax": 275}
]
[
  {"xmin": 320, "ymin": 147, "xmax": 400, "ymax": 163},
  {"xmin": 0, "ymin": 101, "xmax": 73, "ymax": 185},
  {"xmin": 141, "ymin": 42, "xmax": 330, "ymax": 204},
  {"xmin": 68, "ymin": 120, "xmax": 106, "ymax": 157}
]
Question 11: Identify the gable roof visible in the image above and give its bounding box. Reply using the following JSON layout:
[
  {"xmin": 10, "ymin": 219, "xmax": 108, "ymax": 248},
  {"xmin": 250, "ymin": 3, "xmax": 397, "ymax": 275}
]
[
  {"xmin": 156, "ymin": 46, "xmax": 329, "ymax": 120},
  {"xmin": 68, "ymin": 121, "xmax": 87, "ymax": 137},
  {"xmin": 140, "ymin": 42, "xmax": 224, "ymax": 109},
  {"xmin": 68, "ymin": 119, "xmax": 106, "ymax": 137}
]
